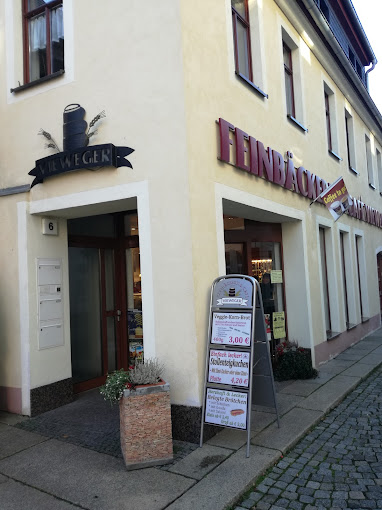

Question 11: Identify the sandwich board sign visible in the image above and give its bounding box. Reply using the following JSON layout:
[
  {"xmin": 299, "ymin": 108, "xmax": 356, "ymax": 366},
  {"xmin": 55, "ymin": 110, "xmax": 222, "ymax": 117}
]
[{"xmin": 200, "ymin": 274, "xmax": 279, "ymax": 458}]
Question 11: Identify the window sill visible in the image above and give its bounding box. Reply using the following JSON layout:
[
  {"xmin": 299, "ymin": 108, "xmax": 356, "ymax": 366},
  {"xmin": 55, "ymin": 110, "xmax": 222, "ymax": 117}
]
[
  {"xmin": 287, "ymin": 114, "xmax": 308, "ymax": 133},
  {"xmin": 235, "ymin": 72, "xmax": 268, "ymax": 99},
  {"xmin": 361, "ymin": 316, "xmax": 370, "ymax": 323},
  {"xmin": 328, "ymin": 149, "xmax": 342, "ymax": 161},
  {"xmin": 369, "ymin": 183, "xmax": 376, "ymax": 190},
  {"xmin": 11, "ymin": 69, "xmax": 65, "ymax": 93},
  {"xmin": 349, "ymin": 166, "xmax": 359, "ymax": 175},
  {"xmin": 346, "ymin": 322, "xmax": 357, "ymax": 330},
  {"xmin": 326, "ymin": 330, "xmax": 341, "ymax": 341}
]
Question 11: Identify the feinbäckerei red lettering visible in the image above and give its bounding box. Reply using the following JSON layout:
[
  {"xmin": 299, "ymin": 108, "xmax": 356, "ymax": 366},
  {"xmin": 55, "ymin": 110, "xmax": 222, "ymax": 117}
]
[{"xmin": 217, "ymin": 118, "xmax": 382, "ymax": 229}]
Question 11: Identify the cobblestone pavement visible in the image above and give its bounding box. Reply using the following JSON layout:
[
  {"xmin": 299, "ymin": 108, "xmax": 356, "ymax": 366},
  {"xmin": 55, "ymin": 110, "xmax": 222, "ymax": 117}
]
[{"xmin": 235, "ymin": 365, "xmax": 382, "ymax": 510}]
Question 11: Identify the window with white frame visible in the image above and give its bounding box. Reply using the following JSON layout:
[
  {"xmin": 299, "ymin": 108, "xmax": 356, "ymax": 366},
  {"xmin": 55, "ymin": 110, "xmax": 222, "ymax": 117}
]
[
  {"xmin": 345, "ymin": 109, "xmax": 357, "ymax": 173},
  {"xmin": 365, "ymin": 135, "xmax": 375, "ymax": 188}
]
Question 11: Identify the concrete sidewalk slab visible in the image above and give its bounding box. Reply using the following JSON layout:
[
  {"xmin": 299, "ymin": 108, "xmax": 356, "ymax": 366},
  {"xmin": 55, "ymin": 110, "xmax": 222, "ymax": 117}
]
[
  {"xmin": 0, "ymin": 412, "xmax": 28, "ymax": 426},
  {"xmin": 341, "ymin": 362, "xmax": 377, "ymax": 378},
  {"xmin": 251, "ymin": 407, "xmax": 323, "ymax": 453},
  {"xmin": 0, "ymin": 477, "xmax": 80, "ymax": 510},
  {"xmin": 253, "ymin": 393, "xmax": 304, "ymax": 417},
  {"xmin": 296, "ymin": 374, "xmax": 361, "ymax": 412},
  {"xmin": 335, "ymin": 351, "xmax": 367, "ymax": 361},
  {"xmin": 168, "ymin": 444, "xmax": 233, "ymax": 480},
  {"xmin": 0, "ymin": 439, "xmax": 195, "ymax": 510},
  {"xmin": 356, "ymin": 352, "xmax": 382, "ymax": 366},
  {"xmin": 207, "ymin": 428, "xmax": 247, "ymax": 450},
  {"xmin": 0, "ymin": 424, "xmax": 47, "ymax": 460},
  {"xmin": 279, "ymin": 380, "xmax": 322, "ymax": 397},
  {"xmin": 165, "ymin": 445, "xmax": 279, "ymax": 510}
]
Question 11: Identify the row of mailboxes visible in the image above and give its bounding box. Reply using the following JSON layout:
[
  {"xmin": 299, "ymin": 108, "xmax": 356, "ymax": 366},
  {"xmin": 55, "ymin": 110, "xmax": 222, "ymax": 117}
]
[{"xmin": 38, "ymin": 259, "xmax": 64, "ymax": 350}]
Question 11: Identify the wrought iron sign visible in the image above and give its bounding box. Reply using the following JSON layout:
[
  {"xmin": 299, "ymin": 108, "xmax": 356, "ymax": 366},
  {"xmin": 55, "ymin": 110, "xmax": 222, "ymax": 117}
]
[{"xmin": 29, "ymin": 104, "xmax": 134, "ymax": 188}]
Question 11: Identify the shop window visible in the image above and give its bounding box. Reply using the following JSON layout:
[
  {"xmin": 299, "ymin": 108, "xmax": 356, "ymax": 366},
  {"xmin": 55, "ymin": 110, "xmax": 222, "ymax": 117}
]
[
  {"xmin": 365, "ymin": 135, "xmax": 375, "ymax": 188},
  {"xmin": 345, "ymin": 110, "xmax": 357, "ymax": 173},
  {"xmin": 231, "ymin": 0, "xmax": 252, "ymax": 82},
  {"xmin": 23, "ymin": 0, "xmax": 64, "ymax": 84},
  {"xmin": 319, "ymin": 227, "xmax": 331, "ymax": 335},
  {"xmin": 324, "ymin": 83, "xmax": 340, "ymax": 159}
]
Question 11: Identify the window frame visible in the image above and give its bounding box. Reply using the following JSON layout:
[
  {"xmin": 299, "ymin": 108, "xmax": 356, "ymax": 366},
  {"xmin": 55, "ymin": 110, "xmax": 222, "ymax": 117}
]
[
  {"xmin": 345, "ymin": 109, "xmax": 357, "ymax": 173},
  {"xmin": 325, "ymin": 92, "xmax": 332, "ymax": 152},
  {"xmin": 365, "ymin": 134, "xmax": 375, "ymax": 188},
  {"xmin": 231, "ymin": 0, "xmax": 253, "ymax": 83},
  {"xmin": 283, "ymin": 42, "xmax": 295, "ymax": 118},
  {"xmin": 22, "ymin": 0, "xmax": 64, "ymax": 84}
]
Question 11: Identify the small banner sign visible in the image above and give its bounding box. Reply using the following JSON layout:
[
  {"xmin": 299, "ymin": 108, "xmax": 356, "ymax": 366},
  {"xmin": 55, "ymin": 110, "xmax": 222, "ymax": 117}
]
[
  {"xmin": 29, "ymin": 144, "xmax": 134, "ymax": 188},
  {"xmin": 319, "ymin": 176, "xmax": 353, "ymax": 221}
]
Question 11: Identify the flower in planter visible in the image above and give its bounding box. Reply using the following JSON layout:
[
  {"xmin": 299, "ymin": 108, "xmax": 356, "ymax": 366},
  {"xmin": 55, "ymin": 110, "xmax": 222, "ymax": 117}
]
[
  {"xmin": 273, "ymin": 340, "xmax": 317, "ymax": 381},
  {"xmin": 100, "ymin": 358, "xmax": 164, "ymax": 405}
]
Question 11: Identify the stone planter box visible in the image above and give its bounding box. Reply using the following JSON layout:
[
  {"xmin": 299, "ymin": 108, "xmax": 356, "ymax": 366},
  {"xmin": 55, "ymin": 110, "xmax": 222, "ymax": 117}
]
[{"xmin": 119, "ymin": 380, "xmax": 173, "ymax": 470}]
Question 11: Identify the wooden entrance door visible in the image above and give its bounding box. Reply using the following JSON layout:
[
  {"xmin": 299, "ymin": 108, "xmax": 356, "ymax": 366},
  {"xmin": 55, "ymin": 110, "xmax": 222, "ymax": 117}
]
[{"xmin": 68, "ymin": 213, "xmax": 138, "ymax": 393}]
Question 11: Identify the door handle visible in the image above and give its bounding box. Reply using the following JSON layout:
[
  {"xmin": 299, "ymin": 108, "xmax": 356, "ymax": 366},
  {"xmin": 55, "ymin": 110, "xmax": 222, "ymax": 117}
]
[{"xmin": 116, "ymin": 310, "xmax": 122, "ymax": 322}]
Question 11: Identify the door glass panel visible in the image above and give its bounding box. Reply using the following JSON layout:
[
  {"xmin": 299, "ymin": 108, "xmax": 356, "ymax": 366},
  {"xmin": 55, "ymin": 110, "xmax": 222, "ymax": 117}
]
[
  {"xmin": 225, "ymin": 243, "xmax": 245, "ymax": 274},
  {"xmin": 126, "ymin": 247, "xmax": 143, "ymax": 364},
  {"xmin": 251, "ymin": 241, "xmax": 285, "ymax": 343},
  {"xmin": 69, "ymin": 247, "xmax": 103, "ymax": 384},
  {"xmin": 107, "ymin": 317, "xmax": 117, "ymax": 372},
  {"xmin": 104, "ymin": 249, "xmax": 115, "ymax": 311},
  {"xmin": 124, "ymin": 213, "xmax": 139, "ymax": 236}
]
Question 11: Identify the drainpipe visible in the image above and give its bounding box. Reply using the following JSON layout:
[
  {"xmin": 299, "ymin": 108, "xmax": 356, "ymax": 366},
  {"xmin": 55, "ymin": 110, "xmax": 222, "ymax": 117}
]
[{"xmin": 365, "ymin": 58, "xmax": 377, "ymax": 91}]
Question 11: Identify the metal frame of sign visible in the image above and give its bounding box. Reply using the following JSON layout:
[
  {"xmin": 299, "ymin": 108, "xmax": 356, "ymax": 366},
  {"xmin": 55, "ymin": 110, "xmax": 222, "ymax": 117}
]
[{"xmin": 200, "ymin": 274, "xmax": 280, "ymax": 458}]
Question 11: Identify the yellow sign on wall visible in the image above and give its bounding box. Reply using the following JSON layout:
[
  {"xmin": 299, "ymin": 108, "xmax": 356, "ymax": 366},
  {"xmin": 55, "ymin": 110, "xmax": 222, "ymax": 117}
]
[{"xmin": 273, "ymin": 312, "xmax": 285, "ymax": 339}]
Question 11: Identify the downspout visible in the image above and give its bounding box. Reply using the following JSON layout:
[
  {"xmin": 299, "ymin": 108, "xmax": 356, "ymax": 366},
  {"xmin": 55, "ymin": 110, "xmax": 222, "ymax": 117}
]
[{"xmin": 365, "ymin": 58, "xmax": 377, "ymax": 91}]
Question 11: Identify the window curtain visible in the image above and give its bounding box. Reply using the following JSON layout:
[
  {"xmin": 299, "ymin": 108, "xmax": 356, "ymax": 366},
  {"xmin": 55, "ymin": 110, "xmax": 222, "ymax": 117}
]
[
  {"xmin": 51, "ymin": 6, "xmax": 64, "ymax": 43},
  {"xmin": 29, "ymin": 6, "xmax": 63, "ymax": 50},
  {"xmin": 29, "ymin": 14, "xmax": 46, "ymax": 50}
]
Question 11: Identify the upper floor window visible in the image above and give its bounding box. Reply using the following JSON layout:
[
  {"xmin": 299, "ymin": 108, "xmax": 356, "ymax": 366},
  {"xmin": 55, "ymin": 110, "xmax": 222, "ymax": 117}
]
[
  {"xmin": 324, "ymin": 92, "xmax": 332, "ymax": 151},
  {"xmin": 283, "ymin": 42, "xmax": 295, "ymax": 118},
  {"xmin": 231, "ymin": 0, "xmax": 252, "ymax": 82},
  {"xmin": 345, "ymin": 109, "xmax": 357, "ymax": 173},
  {"xmin": 23, "ymin": 0, "xmax": 64, "ymax": 84}
]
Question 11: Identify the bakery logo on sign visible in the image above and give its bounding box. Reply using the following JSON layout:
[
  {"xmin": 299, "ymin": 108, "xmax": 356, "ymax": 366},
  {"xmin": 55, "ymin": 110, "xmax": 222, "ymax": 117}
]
[
  {"xmin": 217, "ymin": 287, "xmax": 248, "ymax": 306},
  {"xmin": 29, "ymin": 104, "xmax": 134, "ymax": 187}
]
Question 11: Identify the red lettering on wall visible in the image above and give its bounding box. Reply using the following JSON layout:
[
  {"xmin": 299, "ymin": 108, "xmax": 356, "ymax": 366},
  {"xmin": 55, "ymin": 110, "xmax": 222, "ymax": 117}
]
[
  {"xmin": 235, "ymin": 128, "xmax": 250, "ymax": 172},
  {"xmin": 272, "ymin": 150, "xmax": 286, "ymax": 186},
  {"xmin": 219, "ymin": 118, "xmax": 234, "ymax": 163},
  {"xmin": 306, "ymin": 171, "xmax": 317, "ymax": 200},
  {"xmin": 297, "ymin": 167, "xmax": 308, "ymax": 197},
  {"xmin": 258, "ymin": 142, "xmax": 274, "ymax": 182},
  {"xmin": 249, "ymin": 137, "xmax": 259, "ymax": 175},
  {"xmin": 285, "ymin": 157, "xmax": 298, "ymax": 192}
]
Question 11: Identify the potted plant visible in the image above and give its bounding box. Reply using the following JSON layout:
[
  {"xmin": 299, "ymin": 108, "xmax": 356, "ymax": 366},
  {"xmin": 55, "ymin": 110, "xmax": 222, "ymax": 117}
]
[{"xmin": 100, "ymin": 359, "xmax": 173, "ymax": 470}]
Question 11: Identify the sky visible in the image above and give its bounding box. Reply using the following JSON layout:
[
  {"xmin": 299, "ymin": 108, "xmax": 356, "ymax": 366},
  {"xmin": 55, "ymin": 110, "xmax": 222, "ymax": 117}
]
[{"xmin": 351, "ymin": 0, "xmax": 382, "ymax": 113}]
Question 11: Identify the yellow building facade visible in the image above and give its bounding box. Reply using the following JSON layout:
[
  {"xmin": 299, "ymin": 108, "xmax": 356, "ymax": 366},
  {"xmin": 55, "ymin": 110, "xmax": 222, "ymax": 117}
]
[{"xmin": 0, "ymin": 0, "xmax": 381, "ymax": 441}]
